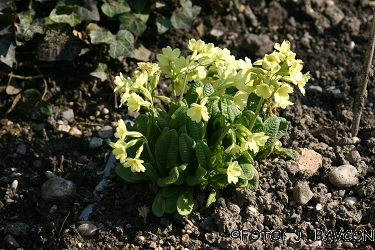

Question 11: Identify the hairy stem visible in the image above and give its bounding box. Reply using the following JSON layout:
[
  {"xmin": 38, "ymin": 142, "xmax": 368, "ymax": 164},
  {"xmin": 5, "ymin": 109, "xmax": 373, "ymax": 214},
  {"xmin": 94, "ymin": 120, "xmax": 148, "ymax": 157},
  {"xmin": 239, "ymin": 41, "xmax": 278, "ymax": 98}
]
[{"xmin": 248, "ymin": 97, "xmax": 264, "ymax": 132}]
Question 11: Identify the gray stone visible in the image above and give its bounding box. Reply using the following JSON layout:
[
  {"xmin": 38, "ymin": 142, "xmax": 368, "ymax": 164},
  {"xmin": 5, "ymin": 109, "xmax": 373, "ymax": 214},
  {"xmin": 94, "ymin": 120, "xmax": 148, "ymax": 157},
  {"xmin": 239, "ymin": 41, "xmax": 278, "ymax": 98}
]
[
  {"xmin": 5, "ymin": 222, "xmax": 29, "ymax": 236},
  {"xmin": 4, "ymin": 234, "xmax": 19, "ymax": 248},
  {"xmin": 241, "ymin": 33, "xmax": 274, "ymax": 58},
  {"xmin": 97, "ymin": 125, "xmax": 113, "ymax": 139},
  {"xmin": 89, "ymin": 137, "xmax": 103, "ymax": 148},
  {"xmin": 329, "ymin": 165, "xmax": 358, "ymax": 188},
  {"xmin": 324, "ymin": 4, "xmax": 344, "ymax": 26},
  {"xmin": 16, "ymin": 143, "xmax": 26, "ymax": 155},
  {"xmin": 69, "ymin": 127, "xmax": 82, "ymax": 137},
  {"xmin": 345, "ymin": 150, "xmax": 361, "ymax": 164},
  {"xmin": 293, "ymin": 181, "xmax": 314, "ymax": 205},
  {"xmin": 61, "ymin": 109, "xmax": 75, "ymax": 123},
  {"xmin": 77, "ymin": 222, "xmax": 98, "ymax": 237},
  {"xmin": 41, "ymin": 177, "xmax": 76, "ymax": 202},
  {"xmin": 55, "ymin": 124, "xmax": 71, "ymax": 134}
]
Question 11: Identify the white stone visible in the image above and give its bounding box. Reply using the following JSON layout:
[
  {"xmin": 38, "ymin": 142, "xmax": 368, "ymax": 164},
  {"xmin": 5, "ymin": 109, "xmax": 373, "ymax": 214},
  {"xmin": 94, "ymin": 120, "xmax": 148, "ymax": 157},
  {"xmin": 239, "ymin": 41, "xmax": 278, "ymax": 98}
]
[
  {"xmin": 344, "ymin": 196, "xmax": 358, "ymax": 205},
  {"xmin": 41, "ymin": 177, "xmax": 76, "ymax": 202},
  {"xmin": 61, "ymin": 109, "xmax": 75, "ymax": 123},
  {"xmin": 329, "ymin": 165, "xmax": 358, "ymax": 188}
]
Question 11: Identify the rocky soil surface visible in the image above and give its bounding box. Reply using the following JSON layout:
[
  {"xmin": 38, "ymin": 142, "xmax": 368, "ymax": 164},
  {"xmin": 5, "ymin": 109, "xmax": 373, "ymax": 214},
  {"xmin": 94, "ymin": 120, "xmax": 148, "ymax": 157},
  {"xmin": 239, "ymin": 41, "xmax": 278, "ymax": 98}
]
[{"xmin": 1, "ymin": 0, "xmax": 375, "ymax": 249}]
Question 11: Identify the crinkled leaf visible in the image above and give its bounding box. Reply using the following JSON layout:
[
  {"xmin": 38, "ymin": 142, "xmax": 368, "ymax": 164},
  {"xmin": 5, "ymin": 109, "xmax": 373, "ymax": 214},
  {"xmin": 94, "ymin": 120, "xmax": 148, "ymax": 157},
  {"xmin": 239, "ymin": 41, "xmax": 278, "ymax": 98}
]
[
  {"xmin": 90, "ymin": 63, "xmax": 108, "ymax": 82},
  {"xmin": 220, "ymin": 98, "xmax": 238, "ymax": 123},
  {"xmin": 247, "ymin": 92, "xmax": 261, "ymax": 112},
  {"xmin": 119, "ymin": 12, "xmax": 147, "ymax": 37},
  {"xmin": 165, "ymin": 194, "xmax": 178, "ymax": 213},
  {"xmin": 157, "ymin": 166, "xmax": 179, "ymax": 187},
  {"xmin": 101, "ymin": 0, "xmax": 130, "ymax": 18},
  {"xmin": 36, "ymin": 24, "xmax": 80, "ymax": 61},
  {"xmin": 152, "ymin": 192, "xmax": 165, "ymax": 217},
  {"xmin": 188, "ymin": 118, "xmax": 203, "ymax": 140},
  {"xmin": 276, "ymin": 117, "xmax": 289, "ymax": 140},
  {"xmin": 177, "ymin": 191, "xmax": 193, "ymax": 216},
  {"xmin": 263, "ymin": 115, "xmax": 280, "ymax": 150},
  {"xmin": 186, "ymin": 165, "xmax": 207, "ymax": 186},
  {"xmin": 155, "ymin": 129, "xmax": 179, "ymax": 168},
  {"xmin": 238, "ymin": 163, "xmax": 255, "ymax": 180},
  {"xmin": 90, "ymin": 27, "xmax": 116, "ymax": 45},
  {"xmin": 195, "ymin": 140, "xmax": 211, "ymax": 169},
  {"xmin": 171, "ymin": 0, "xmax": 201, "ymax": 29},
  {"xmin": 115, "ymin": 164, "xmax": 142, "ymax": 183},
  {"xmin": 247, "ymin": 169, "xmax": 259, "ymax": 189},
  {"xmin": 203, "ymin": 83, "xmax": 214, "ymax": 97},
  {"xmin": 108, "ymin": 30, "xmax": 135, "ymax": 58},
  {"xmin": 179, "ymin": 133, "xmax": 195, "ymax": 165},
  {"xmin": 144, "ymin": 162, "xmax": 159, "ymax": 182},
  {"xmin": 135, "ymin": 114, "xmax": 149, "ymax": 135},
  {"xmin": 274, "ymin": 147, "xmax": 300, "ymax": 161},
  {"xmin": 156, "ymin": 17, "xmax": 171, "ymax": 34},
  {"xmin": 184, "ymin": 81, "xmax": 203, "ymax": 105},
  {"xmin": 49, "ymin": 6, "xmax": 82, "ymax": 27},
  {"xmin": 210, "ymin": 174, "xmax": 228, "ymax": 189}
]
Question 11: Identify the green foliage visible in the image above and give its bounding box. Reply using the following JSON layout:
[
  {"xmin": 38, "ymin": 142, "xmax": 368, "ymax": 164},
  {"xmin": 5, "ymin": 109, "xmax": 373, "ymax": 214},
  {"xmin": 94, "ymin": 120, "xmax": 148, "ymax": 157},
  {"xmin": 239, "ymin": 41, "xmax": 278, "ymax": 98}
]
[{"xmin": 111, "ymin": 38, "xmax": 310, "ymax": 217}]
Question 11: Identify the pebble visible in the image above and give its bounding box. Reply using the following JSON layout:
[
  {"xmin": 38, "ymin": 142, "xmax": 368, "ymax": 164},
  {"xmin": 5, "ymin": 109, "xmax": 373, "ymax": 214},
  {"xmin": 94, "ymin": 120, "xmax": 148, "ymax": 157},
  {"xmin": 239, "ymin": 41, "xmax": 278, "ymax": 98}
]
[
  {"xmin": 79, "ymin": 204, "xmax": 95, "ymax": 220},
  {"xmin": 342, "ymin": 242, "xmax": 353, "ymax": 248},
  {"xmin": 5, "ymin": 222, "xmax": 29, "ymax": 235},
  {"xmin": 97, "ymin": 125, "xmax": 114, "ymax": 139},
  {"xmin": 11, "ymin": 180, "xmax": 18, "ymax": 190},
  {"xmin": 306, "ymin": 85, "xmax": 323, "ymax": 93},
  {"xmin": 329, "ymin": 165, "xmax": 358, "ymax": 188},
  {"xmin": 102, "ymin": 108, "xmax": 109, "ymax": 114},
  {"xmin": 89, "ymin": 137, "xmax": 103, "ymax": 148},
  {"xmin": 55, "ymin": 124, "xmax": 71, "ymax": 134},
  {"xmin": 345, "ymin": 150, "xmax": 361, "ymax": 164},
  {"xmin": 16, "ymin": 143, "xmax": 27, "ymax": 155},
  {"xmin": 344, "ymin": 196, "xmax": 358, "ymax": 205},
  {"xmin": 41, "ymin": 177, "xmax": 76, "ymax": 202},
  {"xmin": 69, "ymin": 127, "xmax": 82, "ymax": 137},
  {"xmin": 77, "ymin": 222, "xmax": 98, "ymax": 237},
  {"xmin": 315, "ymin": 204, "xmax": 323, "ymax": 211},
  {"xmin": 45, "ymin": 170, "xmax": 57, "ymax": 179},
  {"xmin": 293, "ymin": 181, "xmax": 314, "ymax": 205},
  {"xmin": 61, "ymin": 109, "xmax": 75, "ymax": 123},
  {"xmin": 311, "ymin": 240, "xmax": 322, "ymax": 249},
  {"xmin": 4, "ymin": 234, "xmax": 20, "ymax": 248}
]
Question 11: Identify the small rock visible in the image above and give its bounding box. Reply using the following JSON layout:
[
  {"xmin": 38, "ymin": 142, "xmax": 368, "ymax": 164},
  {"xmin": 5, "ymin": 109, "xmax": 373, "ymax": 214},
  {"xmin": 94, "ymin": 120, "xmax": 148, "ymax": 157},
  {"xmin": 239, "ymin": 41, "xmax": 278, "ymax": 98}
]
[
  {"xmin": 45, "ymin": 170, "xmax": 57, "ymax": 179},
  {"xmin": 345, "ymin": 150, "xmax": 361, "ymax": 164},
  {"xmin": 78, "ymin": 155, "xmax": 90, "ymax": 164},
  {"xmin": 243, "ymin": 5, "xmax": 258, "ymax": 27},
  {"xmin": 41, "ymin": 177, "xmax": 76, "ymax": 202},
  {"xmin": 344, "ymin": 196, "xmax": 358, "ymax": 205},
  {"xmin": 102, "ymin": 108, "xmax": 109, "ymax": 114},
  {"xmin": 210, "ymin": 28, "xmax": 224, "ymax": 38},
  {"xmin": 311, "ymin": 240, "xmax": 322, "ymax": 249},
  {"xmin": 324, "ymin": 4, "xmax": 344, "ymax": 26},
  {"xmin": 293, "ymin": 181, "xmax": 314, "ymax": 205},
  {"xmin": 77, "ymin": 222, "xmax": 98, "ymax": 237},
  {"xmin": 55, "ymin": 124, "xmax": 71, "ymax": 134},
  {"xmin": 61, "ymin": 109, "xmax": 75, "ymax": 123},
  {"xmin": 16, "ymin": 143, "xmax": 27, "ymax": 155},
  {"xmin": 89, "ymin": 137, "xmax": 103, "ymax": 148},
  {"xmin": 5, "ymin": 222, "xmax": 29, "ymax": 236},
  {"xmin": 4, "ymin": 234, "xmax": 20, "ymax": 248},
  {"xmin": 306, "ymin": 85, "xmax": 323, "ymax": 93},
  {"xmin": 241, "ymin": 33, "xmax": 274, "ymax": 58},
  {"xmin": 342, "ymin": 241, "xmax": 353, "ymax": 248},
  {"xmin": 329, "ymin": 165, "xmax": 358, "ymax": 188},
  {"xmin": 97, "ymin": 125, "xmax": 113, "ymax": 139},
  {"xmin": 69, "ymin": 127, "xmax": 82, "ymax": 137},
  {"xmin": 297, "ymin": 148, "xmax": 322, "ymax": 172},
  {"xmin": 11, "ymin": 180, "xmax": 18, "ymax": 190}
]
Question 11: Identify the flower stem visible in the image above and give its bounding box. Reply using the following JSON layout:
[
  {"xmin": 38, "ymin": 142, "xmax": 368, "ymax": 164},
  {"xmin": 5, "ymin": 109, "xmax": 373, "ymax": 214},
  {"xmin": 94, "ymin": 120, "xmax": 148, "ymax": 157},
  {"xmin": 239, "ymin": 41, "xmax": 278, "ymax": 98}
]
[
  {"xmin": 210, "ymin": 125, "xmax": 232, "ymax": 151},
  {"xmin": 248, "ymin": 97, "xmax": 264, "ymax": 132},
  {"xmin": 179, "ymin": 74, "xmax": 189, "ymax": 102}
]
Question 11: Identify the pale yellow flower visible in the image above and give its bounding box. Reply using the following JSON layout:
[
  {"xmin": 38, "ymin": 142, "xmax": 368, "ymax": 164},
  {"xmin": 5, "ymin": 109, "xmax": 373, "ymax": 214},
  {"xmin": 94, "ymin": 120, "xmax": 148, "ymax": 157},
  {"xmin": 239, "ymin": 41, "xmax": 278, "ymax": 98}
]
[
  {"xmin": 225, "ymin": 144, "xmax": 242, "ymax": 154},
  {"xmin": 227, "ymin": 161, "xmax": 242, "ymax": 184},
  {"xmin": 296, "ymin": 72, "xmax": 310, "ymax": 95},
  {"xmin": 241, "ymin": 132, "xmax": 269, "ymax": 153},
  {"xmin": 262, "ymin": 52, "xmax": 282, "ymax": 73},
  {"xmin": 274, "ymin": 84, "xmax": 293, "ymax": 104},
  {"xmin": 114, "ymin": 119, "xmax": 128, "ymax": 139},
  {"xmin": 289, "ymin": 61, "xmax": 304, "ymax": 85},
  {"xmin": 233, "ymin": 91, "xmax": 248, "ymax": 110},
  {"xmin": 187, "ymin": 103, "xmax": 209, "ymax": 123},
  {"xmin": 110, "ymin": 140, "xmax": 128, "ymax": 163},
  {"xmin": 127, "ymin": 93, "xmax": 151, "ymax": 112},
  {"xmin": 123, "ymin": 157, "xmax": 146, "ymax": 172},
  {"xmin": 157, "ymin": 46, "xmax": 181, "ymax": 67},
  {"xmin": 255, "ymin": 84, "xmax": 274, "ymax": 99}
]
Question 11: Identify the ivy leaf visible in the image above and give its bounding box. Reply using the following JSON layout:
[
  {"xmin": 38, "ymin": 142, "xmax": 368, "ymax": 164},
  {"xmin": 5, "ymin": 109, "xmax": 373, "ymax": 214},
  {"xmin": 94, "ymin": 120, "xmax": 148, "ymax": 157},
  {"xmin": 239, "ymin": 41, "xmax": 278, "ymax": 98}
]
[
  {"xmin": 177, "ymin": 191, "xmax": 194, "ymax": 216},
  {"xmin": 75, "ymin": 0, "xmax": 100, "ymax": 21},
  {"xmin": 90, "ymin": 63, "xmax": 108, "ymax": 82},
  {"xmin": 156, "ymin": 17, "xmax": 171, "ymax": 34},
  {"xmin": 36, "ymin": 24, "xmax": 80, "ymax": 61},
  {"xmin": 152, "ymin": 192, "xmax": 166, "ymax": 217},
  {"xmin": 0, "ymin": 32, "xmax": 16, "ymax": 67},
  {"xmin": 155, "ymin": 129, "xmax": 179, "ymax": 168},
  {"xmin": 90, "ymin": 27, "xmax": 116, "ymax": 45},
  {"xmin": 101, "ymin": 0, "xmax": 130, "ymax": 17},
  {"xmin": 49, "ymin": 6, "xmax": 82, "ymax": 27},
  {"xmin": 108, "ymin": 30, "xmax": 135, "ymax": 58},
  {"xmin": 119, "ymin": 12, "xmax": 147, "ymax": 37},
  {"xmin": 171, "ymin": 0, "xmax": 201, "ymax": 29}
]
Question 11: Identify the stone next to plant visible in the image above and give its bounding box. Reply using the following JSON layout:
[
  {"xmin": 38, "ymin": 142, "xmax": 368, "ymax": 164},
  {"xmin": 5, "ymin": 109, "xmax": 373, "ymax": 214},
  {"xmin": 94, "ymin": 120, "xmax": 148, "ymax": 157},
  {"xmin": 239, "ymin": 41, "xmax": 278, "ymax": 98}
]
[{"xmin": 109, "ymin": 39, "xmax": 310, "ymax": 217}]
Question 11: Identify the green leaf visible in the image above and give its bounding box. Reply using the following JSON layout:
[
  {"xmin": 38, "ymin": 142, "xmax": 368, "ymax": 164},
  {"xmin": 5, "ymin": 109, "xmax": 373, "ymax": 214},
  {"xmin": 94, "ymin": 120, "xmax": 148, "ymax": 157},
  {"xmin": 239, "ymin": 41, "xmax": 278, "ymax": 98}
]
[
  {"xmin": 115, "ymin": 165, "xmax": 142, "ymax": 183},
  {"xmin": 157, "ymin": 166, "xmax": 179, "ymax": 187},
  {"xmin": 238, "ymin": 163, "xmax": 255, "ymax": 180},
  {"xmin": 171, "ymin": 0, "xmax": 201, "ymax": 29},
  {"xmin": 36, "ymin": 24, "xmax": 80, "ymax": 61},
  {"xmin": 247, "ymin": 92, "xmax": 261, "ymax": 112},
  {"xmin": 152, "ymin": 192, "xmax": 165, "ymax": 217},
  {"xmin": 135, "ymin": 114, "xmax": 149, "ymax": 135},
  {"xmin": 263, "ymin": 116, "xmax": 280, "ymax": 150},
  {"xmin": 231, "ymin": 178, "xmax": 248, "ymax": 187},
  {"xmin": 144, "ymin": 162, "xmax": 159, "ymax": 182},
  {"xmin": 155, "ymin": 129, "xmax": 179, "ymax": 168},
  {"xmin": 203, "ymin": 83, "xmax": 214, "ymax": 97},
  {"xmin": 177, "ymin": 191, "xmax": 194, "ymax": 216},
  {"xmin": 188, "ymin": 118, "xmax": 203, "ymax": 140},
  {"xmin": 165, "ymin": 194, "xmax": 178, "ymax": 213},
  {"xmin": 247, "ymin": 170, "xmax": 259, "ymax": 189},
  {"xmin": 276, "ymin": 117, "xmax": 289, "ymax": 140},
  {"xmin": 195, "ymin": 140, "xmax": 211, "ymax": 169},
  {"xmin": 90, "ymin": 27, "xmax": 116, "ymax": 45},
  {"xmin": 186, "ymin": 165, "xmax": 207, "ymax": 186},
  {"xmin": 179, "ymin": 133, "xmax": 195, "ymax": 164},
  {"xmin": 109, "ymin": 30, "xmax": 135, "ymax": 58},
  {"xmin": 74, "ymin": 0, "xmax": 100, "ymax": 21},
  {"xmin": 210, "ymin": 174, "xmax": 228, "ymax": 189},
  {"xmin": 90, "ymin": 63, "xmax": 108, "ymax": 82},
  {"xmin": 156, "ymin": 17, "xmax": 171, "ymax": 34},
  {"xmin": 101, "ymin": 0, "xmax": 130, "ymax": 17},
  {"xmin": 206, "ymin": 189, "xmax": 217, "ymax": 208},
  {"xmin": 40, "ymin": 101, "xmax": 53, "ymax": 117},
  {"xmin": 274, "ymin": 147, "xmax": 300, "ymax": 161},
  {"xmin": 220, "ymin": 98, "xmax": 238, "ymax": 123},
  {"xmin": 119, "ymin": 12, "xmax": 147, "ymax": 37},
  {"xmin": 49, "ymin": 6, "xmax": 82, "ymax": 27},
  {"xmin": 0, "ymin": 32, "xmax": 16, "ymax": 67}
]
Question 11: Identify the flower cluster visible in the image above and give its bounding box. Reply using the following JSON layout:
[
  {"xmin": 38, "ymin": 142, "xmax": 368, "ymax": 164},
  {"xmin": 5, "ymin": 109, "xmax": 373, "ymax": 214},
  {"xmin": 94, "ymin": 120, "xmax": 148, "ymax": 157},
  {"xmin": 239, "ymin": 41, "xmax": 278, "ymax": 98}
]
[{"xmin": 110, "ymin": 39, "xmax": 310, "ymax": 217}]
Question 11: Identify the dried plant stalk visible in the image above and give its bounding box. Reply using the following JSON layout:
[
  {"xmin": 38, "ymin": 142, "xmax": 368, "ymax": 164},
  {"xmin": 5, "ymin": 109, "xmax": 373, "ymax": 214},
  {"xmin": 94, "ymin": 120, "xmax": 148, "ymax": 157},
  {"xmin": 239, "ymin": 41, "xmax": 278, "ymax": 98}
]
[{"xmin": 352, "ymin": 11, "xmax": 375, "ymax": 137}]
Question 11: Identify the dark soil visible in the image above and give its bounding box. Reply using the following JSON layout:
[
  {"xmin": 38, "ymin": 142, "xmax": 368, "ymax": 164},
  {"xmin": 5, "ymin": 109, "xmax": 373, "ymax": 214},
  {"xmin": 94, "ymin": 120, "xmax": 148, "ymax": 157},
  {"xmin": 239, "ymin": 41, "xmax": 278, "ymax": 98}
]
[{"xmin": 1, "ymin": 0, "xmax": 375, "ymax": 249}]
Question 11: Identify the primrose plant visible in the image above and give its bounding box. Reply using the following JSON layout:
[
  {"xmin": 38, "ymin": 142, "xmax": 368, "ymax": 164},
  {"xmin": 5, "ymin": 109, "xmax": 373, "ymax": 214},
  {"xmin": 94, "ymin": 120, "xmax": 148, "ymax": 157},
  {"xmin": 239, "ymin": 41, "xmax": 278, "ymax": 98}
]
[{"xmin": 111, "ymin": 39, "xmax": 310, "ymax": 217}]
